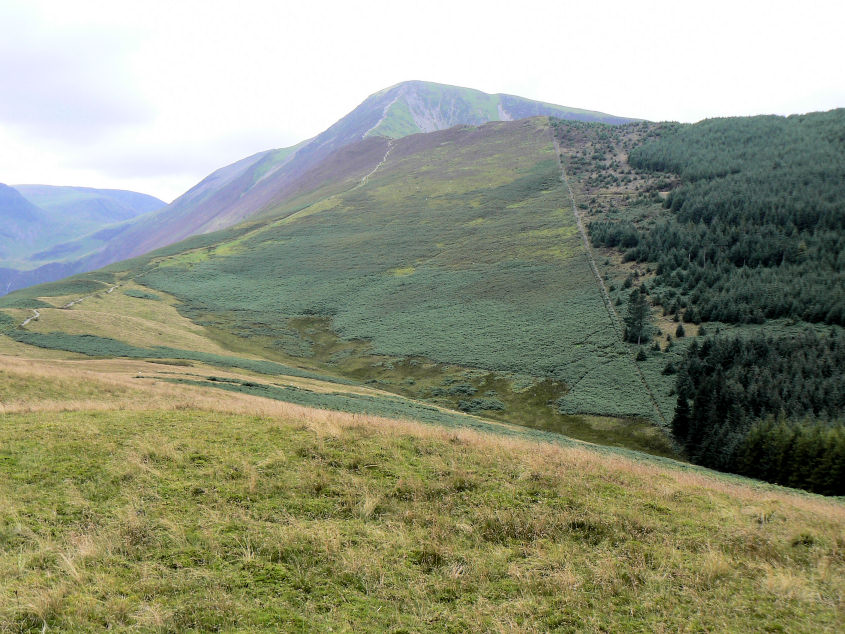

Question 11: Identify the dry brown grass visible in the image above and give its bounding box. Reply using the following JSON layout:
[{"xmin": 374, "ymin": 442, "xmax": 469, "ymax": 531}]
[
  {"xmin": 0, "ymin": 354, "xmax": 388, "ymax": 414},
  {"xmin": 1, "ymin": 354, "xmax": 842, "ymax": 526},
  {"xmin": 21, "ymin": 287, "xmax": 238, "ymax": 356}
]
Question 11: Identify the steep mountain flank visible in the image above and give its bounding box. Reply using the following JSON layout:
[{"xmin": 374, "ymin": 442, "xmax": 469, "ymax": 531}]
[{"xmin": 0, "ymin": 82, "xmax": 635, "ymax": 295}]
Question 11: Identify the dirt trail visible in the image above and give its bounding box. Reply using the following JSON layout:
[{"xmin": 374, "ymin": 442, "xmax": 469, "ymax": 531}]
[
  {"xmin": 18, "ymin": 283, "xmax": 120, "ymax": 329},
  {"xmin": 362, "ymin": 95, "xmax": 400, "ymax": 138},
  {"xmin": 551, "ymin": 131, "xmax": 666, "ymax": 425},
  {"xmin": 20, "ymin": 309, "xmax": 39, "ymax": 327},
  {"xmin": 273, "ymin": 139, "xmax": 396, "ymax": 230},
  {"xmin": 60, "ymin": 284, "xmax": 118, "ymax": 309},
  {"xmin": 355, "ymin": 140, "xmax": 393, "ymax": 189}
]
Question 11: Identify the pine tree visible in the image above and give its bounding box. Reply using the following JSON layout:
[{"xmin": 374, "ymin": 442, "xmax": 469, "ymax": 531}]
[{"xmin": 623, "ymin": 288, "xmax": 651, "ymax": 344}]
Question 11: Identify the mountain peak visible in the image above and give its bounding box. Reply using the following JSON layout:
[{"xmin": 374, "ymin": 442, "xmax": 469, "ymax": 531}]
[{"xmin": 359, "ymin": 80, "xmax": 636, "ymax": 139}]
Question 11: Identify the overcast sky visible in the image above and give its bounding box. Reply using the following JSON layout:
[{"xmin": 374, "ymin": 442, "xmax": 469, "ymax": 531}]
[{"xmin": 1, "ymin": 0, "xmax": 843, "ymax": 202}]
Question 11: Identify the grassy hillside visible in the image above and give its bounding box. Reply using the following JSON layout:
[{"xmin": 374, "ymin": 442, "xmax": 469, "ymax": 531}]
[
  {"xmin": 135, "ymin": 120, "xmax": 655, "ymax": 420},
  {"xmin": 0, "ymin": 117, "xmax": 679, "ymax": 456},
  {"xmin": 0, "ymin": 358, "xmax": 842, "ymax": 631}
]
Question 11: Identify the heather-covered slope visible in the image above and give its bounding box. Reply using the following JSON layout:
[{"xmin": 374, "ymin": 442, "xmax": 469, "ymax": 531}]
[
  {"xmin": 75, "ymin": 82, "xmax": 635, "ymax": 266},
  {"xmin": 0, "ymin": 82, "xmax": 636, "ymax": 295},
  {"xmin": 0, "ymin": 117, "xmax": 673, "ymax": 455}
]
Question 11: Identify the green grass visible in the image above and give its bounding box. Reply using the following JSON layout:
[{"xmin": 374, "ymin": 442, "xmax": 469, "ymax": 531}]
[
  {"xmin": 0, "ymin": 409, "xmax": 841, "ymax": 631},
  {"xmin": 368, "ymin": 82, "xmax": 502, "ymax": 138},
  {"xmin": 367, "ymin": 98, "xmax": 420, "ymax": 138},
  {"xmin": 0, "ymin": 278, "xmax": 111, "ymax": 308}
]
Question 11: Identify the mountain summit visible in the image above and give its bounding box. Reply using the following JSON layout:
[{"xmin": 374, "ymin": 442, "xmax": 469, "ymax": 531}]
[
  {"xmin": 295, "ymin": 80, "xmax": 634, "ymax": 164},
  {"xmin": 362, "ymin": 80, "xmax": 634, "ymax": 137}
]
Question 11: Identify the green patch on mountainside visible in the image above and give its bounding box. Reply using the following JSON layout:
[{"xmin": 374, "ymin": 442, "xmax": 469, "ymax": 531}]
[{"xmin": 366, "ymin": 81, "xmax": 634, "ymax": 138}]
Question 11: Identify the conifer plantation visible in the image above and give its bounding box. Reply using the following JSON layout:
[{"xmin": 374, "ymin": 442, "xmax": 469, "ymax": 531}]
[{"xmin": 582, "ymin": 110, "xmax": 845, "ymax": 493}]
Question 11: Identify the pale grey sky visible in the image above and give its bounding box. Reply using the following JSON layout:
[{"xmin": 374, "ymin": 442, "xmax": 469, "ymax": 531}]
[{"xmin": 1, "ymin": 0, "xmax": 843, "ymax": 202}]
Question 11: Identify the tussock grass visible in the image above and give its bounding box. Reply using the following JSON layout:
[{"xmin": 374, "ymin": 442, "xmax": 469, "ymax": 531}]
[{"xmin": 0, "ymin": 401, "xmax": 842, "ymax": 631}]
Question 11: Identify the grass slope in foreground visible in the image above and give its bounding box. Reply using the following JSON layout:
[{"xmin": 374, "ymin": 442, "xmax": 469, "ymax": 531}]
[{"xmin": 0, "ymin": 386, "xmax": 842, "ymax": 630}]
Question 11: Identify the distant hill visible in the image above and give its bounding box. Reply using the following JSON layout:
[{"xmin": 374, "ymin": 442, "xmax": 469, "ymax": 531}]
[
  {"xmin": 0, "ymin": 184, "xmax": 51, "ymax": 252},
  {"xmin": 0, "ymin": 184, "xmax": 164, "ymax": 292},
  {"xmin": 0, "ymin": 81, "xmax": 636, "ymax": 294},
  {"xmin": 15, "ymin": 185, "xmax": 164, "ymax": 226}
]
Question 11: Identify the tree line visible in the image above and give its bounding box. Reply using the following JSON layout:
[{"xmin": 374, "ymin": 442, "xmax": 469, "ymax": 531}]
[
  {"xmin": 589, "ymin": 110, "xmax": 845, "ymax": 326},
  {"xmin": 672, "ymin": 332, "xmax": 844, "ymax": 495},
  {"xmin": 583, "ymin": 110, "xmax": 845, "ymax": 494}
]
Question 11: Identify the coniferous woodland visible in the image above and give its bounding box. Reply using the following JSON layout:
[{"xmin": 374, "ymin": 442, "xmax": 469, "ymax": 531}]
[
  {"xmin": 672, "ymin": 332, "xmax": 844, "ymax": 495},
  {"xmin": 590, "ymin": 109, "xmax": 845, "ymax": 325},
  {"xmin": 586, "ymin": 110, "xmax": 845, "ymax": 494}
]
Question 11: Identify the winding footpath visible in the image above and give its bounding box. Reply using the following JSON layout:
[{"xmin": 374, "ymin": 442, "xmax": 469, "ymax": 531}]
[
  {"xmin": 20, "ymin": 309, "xmax": 39, "ymax": 327},
  {"xmin": 355, "ymin": 139, "xmax": 394, "ymax": 189},
  {"xmin": 551, "ymin": 132, "xmax": 667, "ymax": 425},
  {"xmin": 19, "ymin": 284, "xmax": 119, "ymax": 328},
  {"xmin": 60, "ymin": 284, "xmax": 118, "ymax": 309}
]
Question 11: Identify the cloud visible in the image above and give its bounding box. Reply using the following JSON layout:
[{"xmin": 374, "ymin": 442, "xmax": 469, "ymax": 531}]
[
  {"xmin": 0, "ymin": 5, "xmax": 151, "ymax": 143},
  {"xmin": 74, "ymin": 128, "xmax": 297, "ymax": 181},
  {"xmin": 0, "ymin": 0, "xmax": 843, "ymax": 202}
]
